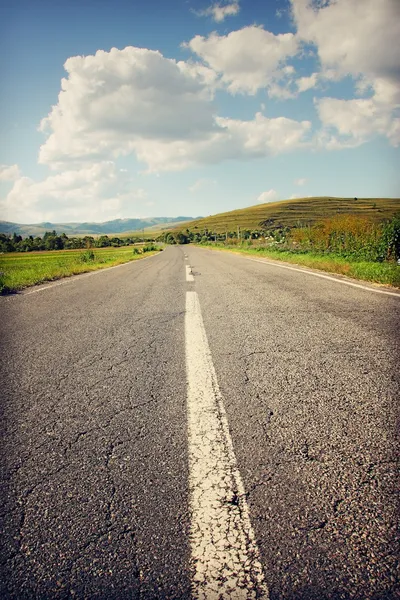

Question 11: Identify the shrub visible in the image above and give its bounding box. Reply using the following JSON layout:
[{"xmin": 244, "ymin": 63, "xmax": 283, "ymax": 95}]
[
  {"xmin": 0, "ymin": 272, "xmax": 10, "ymax": 294},
  {"xmin": 132, "ymin": 247, "xmax": 141, "ymax": 255},
  {"xmin": 288, "ymin": 214, "xmax": 400, "ymax": 262},
  {"xmin": 79, "ymin": 250, "xmax": 96, "ymax": 263},
  {"xmin": 142, "ymin": 244, "xmax": 159, "ymax": 252},
  {"xmin": 380, "ymin": 215, "xmax": 400, "ymax": 260}
]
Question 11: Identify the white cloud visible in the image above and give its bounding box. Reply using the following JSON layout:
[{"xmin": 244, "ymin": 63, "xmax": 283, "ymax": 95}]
[
  {"xmin": 1, "ymin": 162, "xmax": 147, "ymax": 223},
  {"xmin": 315, "ymin": 96, "xmax": 400, "ymax": 148},
  {"xmin": 196, "ymin": 2, "xmax": 240, "ymax": 22},
  {"xmin": 133, "ymin": 112, "xmax": 311, "ymax": 171},
  {"xmin": 185, "ymin": 26, "xmax": 298, "ymax": 95},
  {"xmin": 216, "ymin": 113, "xmax": 311, "ymax": 155},
  {"xmin": 129, "ymin": 115, "xmax": 311, "ymax": 172},
  {"xmin": 39, "ymin": 46, "xmax": 217, "ymax": 169},
  {"xmin": 0, "ymin": 164, "xmax": 21, "ymax": 182},
  {"xmin": 291, "ymin": 0, "xmax": 400, "ymax": 144},
  {"xmin": 37, "ymin": 46, "xmax": 311, "ymax": 174},
  {"xmin": 296, "ymin": 72, "xmax": 318, "ymax": 93},
  {"xmin": 294, "ymin": 177, "xmax": 307, "ymax": 186},
  {"xmin": 257, "ymin": 189, "xmax": 279, "ymax": 203},
  {"xmin": 291, "ymin": 0, "xmax": 400, "ymax": 86}
]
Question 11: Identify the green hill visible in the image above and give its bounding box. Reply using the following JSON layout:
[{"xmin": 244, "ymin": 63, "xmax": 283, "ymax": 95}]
[{"xmin": 174, "ymin": 197, "xmax": 400, "ymax": 234}]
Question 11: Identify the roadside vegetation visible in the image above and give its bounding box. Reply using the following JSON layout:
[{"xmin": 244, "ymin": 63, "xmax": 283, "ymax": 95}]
[
  {"xmin": 0, "ymin": 245, "xmax": 162, "ymax": 294},
  {"xmin": 163, "ymin": 214, "xmax": 400, "ymax": 288}
]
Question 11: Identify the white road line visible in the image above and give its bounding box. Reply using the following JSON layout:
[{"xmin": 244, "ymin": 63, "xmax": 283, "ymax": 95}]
[
  {"xmin": 185, "ymin": 291, "xmax": 268, "ymax": 599},
  {"xmin": 246, "ymin": 257, "xmax": 400, "ymax": 298},
  {"xmin": 186, "ymin": 265, "xmax": 194, "ymax": 282},
  {"xmin": 198, "ymin": 246, "xmax": 399, "ymax": 297}
]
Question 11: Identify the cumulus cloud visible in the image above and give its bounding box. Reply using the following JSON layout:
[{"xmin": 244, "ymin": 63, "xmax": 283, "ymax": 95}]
[
  {"xmin": 39, "ymin": 46, "xmax": 218, "ymax": 169},
  {"xmin": 195, "ymin": 2, "xmax": 240, "ymax": 22},
  {"xmin": 315, "ymin": 96, "xmax": 400, "ymax": 147},
  {"xmin": 0, "ymin": 164, "xmax": 21, "ymax": 181},
  {"xmin": 291, "ymin": 0, "xmax": 400, "ymax": 85},
  {"xmin": 294, "ymin": 177, "xmax": 307, "ymax": 186},
  {"xmin": 257, "ymin": 189, "xmax": 279, "ymax": 203},
  {"xmin": 133, "ymin": 112, "xmax": 311, "ymax": 171},
  {"xmin": 185, "ymin": 26, "xmax": 298, "ymax": 95},
  {"xmin": 296, "ymin": 72, "xmax": 318, "ymax": 93},
  {"xmin": 291, "ymin": 0, "xmax": 400, "ymax": 145},
  {"xmin": 1, "ymin": 162, "xmax": 147, "ymax": 223},
  {"xmin": 215, "ymin": 113, "xmax": 311, "ymax": 155},
  {"xmin": 38, "ymin": 46, "xmax": 311, "ymax": 173}
]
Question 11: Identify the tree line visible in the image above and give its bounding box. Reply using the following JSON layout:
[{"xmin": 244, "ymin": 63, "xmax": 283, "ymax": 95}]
[{"xmin": 0, "ymin": 231, "xmax": 139, "ymax": 253}]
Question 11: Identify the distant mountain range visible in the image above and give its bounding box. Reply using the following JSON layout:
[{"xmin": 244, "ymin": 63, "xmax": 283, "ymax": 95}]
[{"xmin": 0, "ymin": 216, "xmax": 198, "ymax": 237}]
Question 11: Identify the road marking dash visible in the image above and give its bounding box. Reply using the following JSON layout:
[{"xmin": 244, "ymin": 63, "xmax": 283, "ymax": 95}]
[
  {"xmin": 186, "ymin": 265, "xmax": 194, "ymax": 282},
  {"xmin": 185, "ymin": 291, "xmax": 268, "ymax": 599}
]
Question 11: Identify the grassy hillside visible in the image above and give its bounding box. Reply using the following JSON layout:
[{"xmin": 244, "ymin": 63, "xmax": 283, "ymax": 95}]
[{"xmin": 175, "ymin": 197, "xmax": 400, "ymax": 233}]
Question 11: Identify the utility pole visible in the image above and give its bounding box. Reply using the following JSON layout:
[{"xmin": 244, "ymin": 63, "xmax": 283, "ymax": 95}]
[
  {"xmin": 142, "ymin": 228, "xmax": 145, "ymax": 244},
  {"xmin": 237, "ymin": 225, "xmax": 240, "ymax": 240}
]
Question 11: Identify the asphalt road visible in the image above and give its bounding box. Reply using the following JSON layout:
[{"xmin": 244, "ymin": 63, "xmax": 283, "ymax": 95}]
[{"xmin": 1, "ymin": 246, "xmax": 399, "ymax": 599}]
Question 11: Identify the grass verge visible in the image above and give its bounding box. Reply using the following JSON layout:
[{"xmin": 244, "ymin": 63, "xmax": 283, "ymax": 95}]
[
  {"xmin": 0, "ymin": 246, "xmax": 162, "ymax": 294},
  {"xmin": 199, "ymin": 244, "xmax": 400, "ymax": 288}
]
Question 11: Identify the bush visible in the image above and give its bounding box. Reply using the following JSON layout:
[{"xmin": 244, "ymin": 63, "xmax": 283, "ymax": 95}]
[
  {"xmin": 288, "ymin": 214, "xmax": 400, "ymax": 262},
  {"xmin": 142, "ymin": 244, "xmax": 159, "ymax": 253},
  {"xmin": 132, "ymin": 247, "xmax": 141, "ymax": 255},
  {"xmin": 0, "ymin": 272, "xmax": 10, "ymax": 294},
  {"xmin": 79, "ymin": 250, "xmax": 96, "ymax": 263},
  {"xmin": 380, "ymin": 215, "xmax": 400, "ymax": 260}
]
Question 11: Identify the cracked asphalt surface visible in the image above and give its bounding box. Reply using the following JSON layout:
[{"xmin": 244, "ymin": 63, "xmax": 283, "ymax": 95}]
[{"xmin": 1, "ymin": 245, "xmax": 399, "ymax": 599}]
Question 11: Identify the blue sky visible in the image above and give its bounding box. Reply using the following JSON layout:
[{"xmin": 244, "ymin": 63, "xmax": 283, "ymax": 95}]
[{"xmin": 0, "ymin": 0, "xmax": 399, "ymax": 224}]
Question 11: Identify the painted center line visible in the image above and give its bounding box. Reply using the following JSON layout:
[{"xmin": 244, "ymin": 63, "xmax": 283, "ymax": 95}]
[
  {"xmin": 186, "ymin": 265, "xmax": 194, "ymax": 282},
  {"xmin": 185, "ymin": 291, "xmax": 268, "ymax": 599}
]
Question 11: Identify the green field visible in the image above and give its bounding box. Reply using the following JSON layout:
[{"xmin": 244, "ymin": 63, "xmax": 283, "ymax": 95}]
[
  {"xmin": 0, "ymin": 246, "xmax": 160, "ymax": 294},
  {"xmin": 174, "ymin": 197, "xmax": 400, "ymax": 234}
]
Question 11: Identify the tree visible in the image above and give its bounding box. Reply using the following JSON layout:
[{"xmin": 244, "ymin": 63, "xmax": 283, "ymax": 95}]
[
  {"xmin": 82, "ymin": 236, "xmax": 95, "ymax": 248},
  {"xmin": 96, "ymin": 235, "xmax": 111, "ymax": 247},
  {"xmin": 0, "ymin": 234, "xmax": 14, "ymax": 252},
  {"xmin": 165, "ymin": 233, "xmax": 176, "ymax": 244},
  {"xmin": 43, "ymin": 230, "xmax": 57, "ymax": 240},
  {"xmin": 175, "ymin": 231, "xmax": 188, "ymax": 244},
  {"xmin": 12, "ymin": 232, "xmax": 22, "ymax": 245}
]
